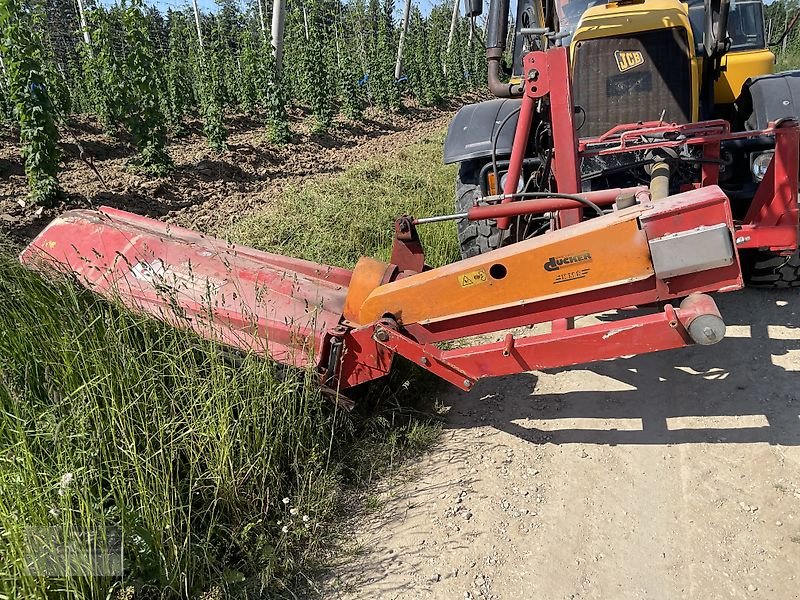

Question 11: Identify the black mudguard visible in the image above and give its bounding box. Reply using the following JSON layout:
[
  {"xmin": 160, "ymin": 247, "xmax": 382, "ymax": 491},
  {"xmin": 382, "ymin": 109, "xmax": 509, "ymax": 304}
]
[
  {"xmin": 443, "ymin": 98, "xmax": 522, "ymax": 165},
  {"xmin": 742, "ymin": 71, "xmax": 800, "ymax": 130}
]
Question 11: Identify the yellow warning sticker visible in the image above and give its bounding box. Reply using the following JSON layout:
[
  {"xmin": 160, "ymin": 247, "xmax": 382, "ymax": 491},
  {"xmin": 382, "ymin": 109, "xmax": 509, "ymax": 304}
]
[{"xmin": 458, "ymin": 269, "xmax": 488, "ymax": 288}]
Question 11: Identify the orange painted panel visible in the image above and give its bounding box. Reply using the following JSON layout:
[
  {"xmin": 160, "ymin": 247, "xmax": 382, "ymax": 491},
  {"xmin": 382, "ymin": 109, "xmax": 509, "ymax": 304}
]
[{"xmin": 358, "ymin": 214, "xmax": 654, "ymax": 326}]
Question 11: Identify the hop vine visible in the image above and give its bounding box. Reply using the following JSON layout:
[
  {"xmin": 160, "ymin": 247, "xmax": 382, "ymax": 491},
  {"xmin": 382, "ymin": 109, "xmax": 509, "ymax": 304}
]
[{"xmin": 0, "ymin": 0, "xmax": 61, "ymax": 206}]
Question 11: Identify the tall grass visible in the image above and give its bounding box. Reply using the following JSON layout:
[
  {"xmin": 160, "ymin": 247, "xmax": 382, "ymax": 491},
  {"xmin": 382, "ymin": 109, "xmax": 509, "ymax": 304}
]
[
  {"xmin": 230, "ymin": 133, "xmax": 459, "ymax": 269},
  {"xmin": 0, "ymin": 135, "xmax": 455, "ymax": 598}
]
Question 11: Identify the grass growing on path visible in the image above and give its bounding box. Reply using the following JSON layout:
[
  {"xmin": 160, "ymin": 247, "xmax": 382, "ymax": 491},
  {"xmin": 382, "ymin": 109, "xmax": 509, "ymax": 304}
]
[
  {"xmin": 0, "ymin": 134, "xmax": 456, "ymax": 598},
  {"xmin": 230, "ymin": 133, "xmax": 459, "ymax": 269}
]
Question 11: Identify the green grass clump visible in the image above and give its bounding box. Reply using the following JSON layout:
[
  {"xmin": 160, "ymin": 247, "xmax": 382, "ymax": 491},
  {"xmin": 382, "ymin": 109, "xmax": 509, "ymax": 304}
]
[
  {"xmin": 229, "ymin": 133, "xmax": 460, "ymax": 269},
  {"xmin": 0, "ymin": 251, "xmax": 339, "ymax": 598}
]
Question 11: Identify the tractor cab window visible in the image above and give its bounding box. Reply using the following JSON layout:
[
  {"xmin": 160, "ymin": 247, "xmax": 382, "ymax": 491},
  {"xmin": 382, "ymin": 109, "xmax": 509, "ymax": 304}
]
[
  {"xmin": 557, "ymin": 0, "xmax": 601, "ymax": 31},
  {"xmin": 687, "ymin": 0, "xmax": 766, "ymax": 52}
]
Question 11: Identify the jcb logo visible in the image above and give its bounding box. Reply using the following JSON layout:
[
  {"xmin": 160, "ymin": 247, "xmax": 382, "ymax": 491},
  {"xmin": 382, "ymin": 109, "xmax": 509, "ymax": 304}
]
[{"xmin": 614, "ymin": 50, "xmax": 644, "ymax": 72}]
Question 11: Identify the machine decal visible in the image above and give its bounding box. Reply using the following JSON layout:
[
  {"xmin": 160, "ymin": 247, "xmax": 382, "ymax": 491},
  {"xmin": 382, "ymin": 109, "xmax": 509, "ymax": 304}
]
[
  {"xmin": 614, "ymin": 50, "xmax": 644, "ymax": 72},
  {"xmin": 554, "ymin": 268, "xmax": 591, "ymax": 284},
  {"xmin": 543, "ymin": 251, "xmax": 592, "ymax": 272},
  {"xmin": 458, "ymin": 269, "xmax": 488, "ymax": 288}
]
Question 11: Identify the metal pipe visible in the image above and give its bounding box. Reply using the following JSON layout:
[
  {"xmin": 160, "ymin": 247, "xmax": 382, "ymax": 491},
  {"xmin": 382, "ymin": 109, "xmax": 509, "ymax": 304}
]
[
  {"xmin": 486, "ymin": 0, "xmax": 509, "ymax": 49},
  {"xmin": 487, "ymin": 49, "xmax": 524, "ymax": 98},
  {"xmin": 415, "ymin": 213, "xmax": 469, "ymax": 225},
  {"xmin": 413, "ymin": 187, "xmax": 650, "ymax": 225},
  {"xmin": 471, "ymin": 187, "xmax": 637, "ymax": 220},
  {"xmin": 649, "ymin": 161, "xmax": 670, "ymax": 200},
  {"xmin": 485, "ymin": 0, "xmax": 523, "ymax": 98}
]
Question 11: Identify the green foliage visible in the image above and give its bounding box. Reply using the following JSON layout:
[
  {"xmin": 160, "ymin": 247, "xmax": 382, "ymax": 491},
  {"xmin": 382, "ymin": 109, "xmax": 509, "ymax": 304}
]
[
  {"xmin": 118, "ymin": 0, "xmax": 172, "ymax": 174},
  {"xmin": 196, "ymin": 43, "xmax": 228, "ymax": 152},
  {"xmin": 238, "ymin": 28, "xmax": 261, "ymax": 113},
  {"xmin": 0, "ymin": 0, "xmax": 61, "ymax": 206},
  {"xmin": 368, "ymin": 0, "xmax": 401, "ymax": 111},
  {"xmin": 405, "ymin": 8, "xmax": 442, "ymax": 106},
  {"xmin": 302, "ymin": 2, "xmax": 335, "ymax": 132},
  {"xmin": 165, "ymin": 11, "xmax": 195, "ymax": 132},
  {"xmin": 767, "ymin": 0, "xmax": 800, "ymax": 67},
  {"xmin": 0, "ymin": 66, "xmax": 12, "ymax": 124},
  {"xmin": 262, "ymin": 39, "xmax": 291, "ymax": 144},
  {"xmin": 19, "ymin": 0, "xmax": 480, "ymax": 157},
  {"xmin": 83, "ymin": 7, "xmax": 127, "ymax": 131}
]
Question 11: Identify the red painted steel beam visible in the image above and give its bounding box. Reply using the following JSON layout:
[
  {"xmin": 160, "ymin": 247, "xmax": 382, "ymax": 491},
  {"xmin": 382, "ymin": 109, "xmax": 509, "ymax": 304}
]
[
  {"xmin": 740, "ymin": 119, "xmax": 799, "ymax": 252},
  {"xmin": 371, "ymin": 295, "xmax": 723, "ymax": 391}
]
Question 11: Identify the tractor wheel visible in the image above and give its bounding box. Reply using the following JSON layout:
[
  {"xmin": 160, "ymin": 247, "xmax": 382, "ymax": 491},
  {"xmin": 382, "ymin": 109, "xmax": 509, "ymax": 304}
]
[
  {"xmin": 741, "ymin": 249, "xmax": 800, "ymax": 288},
  {"xmin": 455, "ymin": 161, "xmax": 511, "ymax": 259}
]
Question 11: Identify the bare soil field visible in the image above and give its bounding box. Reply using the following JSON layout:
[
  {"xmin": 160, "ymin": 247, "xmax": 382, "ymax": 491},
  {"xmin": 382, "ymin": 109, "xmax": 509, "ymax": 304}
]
[{"xmin": 0, "ymin": 99, "xmax": 474, "ymax": 245}]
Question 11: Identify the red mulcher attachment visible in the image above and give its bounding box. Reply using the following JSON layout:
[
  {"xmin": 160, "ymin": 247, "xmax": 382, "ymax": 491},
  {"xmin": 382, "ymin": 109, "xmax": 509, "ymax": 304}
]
[
  {"xmin": 22, "ymin": 184, "xmax": 744, "ymax": 396},
  {"xmin": 20, "ymin": 207, "xmax": 351, "ymax": 370}
]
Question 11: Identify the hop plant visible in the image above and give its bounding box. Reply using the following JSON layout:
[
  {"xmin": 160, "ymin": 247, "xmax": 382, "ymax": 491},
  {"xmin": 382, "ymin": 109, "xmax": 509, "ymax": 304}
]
[
  {"xmin": 119, "ymin": 0, "xmax": 172, "ymax": 173},
  {"xmin": 261, "ymin": 37, "xmax": 291, "ymax": 144},
  {"xmin": 193, "ymin": 39, "xmax": 228, "ymax": 152},
  {"xmin": 82, "ymin": 7, "xmax": 127, "ymax": 132},
  {"xmin": 0, "ymin": 0, "xmax": 61, "ymax": 206},
  {"xmin": 165, "ymin": 12, "xmax": 196, "ymax": 133}
]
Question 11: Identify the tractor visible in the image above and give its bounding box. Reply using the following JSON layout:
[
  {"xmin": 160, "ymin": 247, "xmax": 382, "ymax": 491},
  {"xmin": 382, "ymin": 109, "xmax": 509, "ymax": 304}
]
[
  {"xmin": 446, "ymin": 0, "xmax": 800, "ymax": 287},
  {"xmin": 19, "ymin": 0, "xmax": 800, "ymax": 394}
]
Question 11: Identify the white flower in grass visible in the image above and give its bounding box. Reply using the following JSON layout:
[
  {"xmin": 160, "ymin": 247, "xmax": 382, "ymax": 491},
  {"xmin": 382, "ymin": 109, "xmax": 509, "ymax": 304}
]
[
  {"xmin": 58, "ymin": 472, "xmax": 73, "ymax": 496},
  {"xmin": 302, "ymin": 515, "xmax": 309, "ymax": 523},
  {"xmin": 282, "ymin": 497, "xmax": 290, "ymax": 505},
  {"xmin": 49, "ymin": 508, "xmax": 60, "ymax": 518},
  {"xmin": 281, "ymin": 525, "xmax": 289, "ymax": 534},
  {"xmin": 289, "ymin": 508, "xmax": 298, "ymax": 516}
]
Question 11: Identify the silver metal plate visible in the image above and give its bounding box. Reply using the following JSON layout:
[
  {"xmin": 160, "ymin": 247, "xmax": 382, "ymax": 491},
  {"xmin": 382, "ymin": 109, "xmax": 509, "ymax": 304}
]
[{"xmin": 648, "ymin": 223, "xmax": 734, "ymax": 280}]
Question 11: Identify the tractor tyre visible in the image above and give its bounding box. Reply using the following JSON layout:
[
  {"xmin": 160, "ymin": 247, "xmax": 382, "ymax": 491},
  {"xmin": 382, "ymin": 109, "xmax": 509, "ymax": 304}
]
[
  {"xmin": 741, "ymin": 249, "xmax": 800, "ymax": 288},
  {"xmin": 455, "ymin": 161, "xmax": 511, "ymax": 259}
]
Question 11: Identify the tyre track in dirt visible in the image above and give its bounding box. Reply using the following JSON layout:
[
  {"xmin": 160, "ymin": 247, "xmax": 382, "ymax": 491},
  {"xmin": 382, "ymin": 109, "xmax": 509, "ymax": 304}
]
[{"xmin": 330, "ymin": 289, "xmax": 800, "ymax": 600}]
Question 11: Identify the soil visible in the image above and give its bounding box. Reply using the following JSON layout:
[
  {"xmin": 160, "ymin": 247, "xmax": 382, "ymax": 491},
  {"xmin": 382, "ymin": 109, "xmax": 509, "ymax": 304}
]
[
  {"xmin": 0, "ymin": 97, "xmax": 477, "ymax": 245},
  {"xmin": 327, "ymin": 288, "xmax": 800, "ymax": 599}
]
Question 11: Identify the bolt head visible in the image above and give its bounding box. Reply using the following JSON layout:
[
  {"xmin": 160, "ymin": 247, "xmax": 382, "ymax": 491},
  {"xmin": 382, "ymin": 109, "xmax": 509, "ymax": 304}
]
[
  {"xmin": 374, "ymin": 329, "xmax": 389, "ymax": 342},
  {"xmin": 527, "ymin": 68, "xmax": 539, "ymax": 81},
  {"xmin": 463, "ymin": 379, "xmax": 472, "ymax": 388},
  {"xmin": 420, "ymin": 357, "xmax": 430, "ymax": 366}
]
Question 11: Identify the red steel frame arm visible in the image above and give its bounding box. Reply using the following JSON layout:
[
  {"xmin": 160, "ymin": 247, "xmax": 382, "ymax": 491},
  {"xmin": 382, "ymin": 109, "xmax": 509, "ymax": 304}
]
[
  {"xmin": 369, "ymin": 296, "xmax": 715, "ymax": 391},
  {"xmin": 737, "ymin": 119, "xmax": 800, "ymax": 252},
  {"xmin": 496, "ymin": 48, "xmax": 582, "ymax": 230}
]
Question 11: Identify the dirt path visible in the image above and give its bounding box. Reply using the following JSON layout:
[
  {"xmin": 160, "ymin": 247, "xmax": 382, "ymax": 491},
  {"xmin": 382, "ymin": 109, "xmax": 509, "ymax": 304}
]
[
  {"xmin": 331, "ymin": 288, "xmax": 800, "ymax": 599},
  {"xmin": 0, "ymin": 98, "xmax": 474, "ymax": 244}
]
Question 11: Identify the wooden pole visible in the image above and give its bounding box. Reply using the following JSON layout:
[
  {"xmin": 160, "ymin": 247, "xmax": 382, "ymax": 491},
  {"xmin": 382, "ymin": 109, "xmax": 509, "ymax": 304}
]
[
  {"xmin": 257, "ymin": 0, "xmax": 267, "ymax": 42},
  {"xmin": 447, "ymin": 0, "xmax": 459, "ymax": 54},
  {"xmin": 270, "ymin": 0, "xmax": 287, "ymax": 73},
  {"xmin": 395, "ymin": 0, "xmax": 412, "ymax": 80},
  {"xmin": 191, "ymin": 0, "xmax": 203, "ymax": 49},
  {"xmin": 76, "ymin": 0, "xmax": 91, "ymax": 45}
]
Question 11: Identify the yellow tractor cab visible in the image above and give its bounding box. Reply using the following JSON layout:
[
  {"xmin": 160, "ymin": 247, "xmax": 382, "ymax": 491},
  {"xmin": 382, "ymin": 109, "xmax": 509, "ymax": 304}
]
[{"xmin": 446, "ymin": 0, "xmax": 800, "ymax": 285}]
